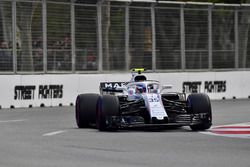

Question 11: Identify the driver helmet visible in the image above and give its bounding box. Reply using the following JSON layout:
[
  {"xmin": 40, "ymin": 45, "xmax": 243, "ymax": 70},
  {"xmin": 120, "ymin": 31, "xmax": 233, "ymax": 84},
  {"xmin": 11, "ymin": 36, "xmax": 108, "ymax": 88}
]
[{"xmin": 136, "ymin": 84, "xmax": 146, "ymax": 93}]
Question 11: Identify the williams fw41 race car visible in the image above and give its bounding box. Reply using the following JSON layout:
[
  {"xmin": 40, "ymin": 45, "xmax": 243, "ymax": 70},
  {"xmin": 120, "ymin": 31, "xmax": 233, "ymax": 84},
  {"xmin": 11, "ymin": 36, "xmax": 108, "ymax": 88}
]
[{"xmin": 75, "ymin": 69, "xmax": 212, "ymax": 131}]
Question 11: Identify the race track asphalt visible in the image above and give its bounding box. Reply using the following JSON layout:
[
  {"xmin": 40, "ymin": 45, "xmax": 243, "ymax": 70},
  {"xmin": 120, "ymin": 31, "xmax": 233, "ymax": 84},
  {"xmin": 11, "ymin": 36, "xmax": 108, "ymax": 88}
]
[{"xmin": 0, "ymin": 99, "xmax": 249, "ymax": 167}]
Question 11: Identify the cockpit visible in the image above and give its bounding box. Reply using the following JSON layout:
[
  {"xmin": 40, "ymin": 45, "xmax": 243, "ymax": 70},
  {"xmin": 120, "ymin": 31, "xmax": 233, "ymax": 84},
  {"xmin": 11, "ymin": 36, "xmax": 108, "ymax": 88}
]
[
  {"xmin": 147, "ymin": 83, "xmax": 160, "ymax": 93},
  {"xmin": 132, "ymin": 82, "xmax": 160, "ymax": 94},
  {"xmin": 135, "ymin": 83, "xmax": 146, "ymax": 94}
]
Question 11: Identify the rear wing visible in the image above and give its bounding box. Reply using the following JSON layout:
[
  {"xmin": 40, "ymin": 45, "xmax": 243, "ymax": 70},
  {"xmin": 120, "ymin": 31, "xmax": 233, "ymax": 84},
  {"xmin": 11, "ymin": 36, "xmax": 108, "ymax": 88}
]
[{"xmin": 99, "ymin": 82, "xmax": 126, "ymax": 95}]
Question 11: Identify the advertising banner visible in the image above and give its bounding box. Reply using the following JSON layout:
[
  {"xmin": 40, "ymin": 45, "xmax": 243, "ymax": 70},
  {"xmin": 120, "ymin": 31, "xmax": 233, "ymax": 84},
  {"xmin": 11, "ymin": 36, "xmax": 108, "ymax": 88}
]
[{"xmin": 0, "ymin": 71, "xmax": 249, "ymax": 108}]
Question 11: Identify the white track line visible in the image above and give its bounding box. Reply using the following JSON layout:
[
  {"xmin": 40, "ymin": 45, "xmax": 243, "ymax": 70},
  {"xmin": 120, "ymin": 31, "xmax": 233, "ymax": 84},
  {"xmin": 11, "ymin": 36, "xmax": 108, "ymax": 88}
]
[
  {"xmin": 0, "ymin": 119, "xmax": 27, "ymax": 123},
  {"xmin": 43, "ymin": 130, "xmax": 67, "ymax": 137}
]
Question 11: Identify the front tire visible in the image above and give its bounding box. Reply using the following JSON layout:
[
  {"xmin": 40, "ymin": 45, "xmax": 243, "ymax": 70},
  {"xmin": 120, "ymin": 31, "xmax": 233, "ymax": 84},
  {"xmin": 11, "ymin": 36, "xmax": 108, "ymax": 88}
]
[
  {"xmin": 96, "ymin": 95, "xmax": 120, "ymax": 131},
  {"xmin": 75, "ymin": 93, "xmax": 100, "ymax": 128},
  {"xmin": 187, "ymin": 93, "xmax": 212, "ymax": 131}
]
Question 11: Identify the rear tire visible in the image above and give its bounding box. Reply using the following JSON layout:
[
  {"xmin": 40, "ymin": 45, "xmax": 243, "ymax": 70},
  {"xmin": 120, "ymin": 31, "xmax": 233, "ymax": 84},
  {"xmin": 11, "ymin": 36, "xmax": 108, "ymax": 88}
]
[
  {"xmin": 96, "ymin": 95, "xmax": 120, "ymax": 131},
  {"xmin": 187, "ymin": 93, "xmax": 212, "ymax": 131},
  {"xmin": 75, "ymin": 93, "xmax": 100, "ymax": 128}
]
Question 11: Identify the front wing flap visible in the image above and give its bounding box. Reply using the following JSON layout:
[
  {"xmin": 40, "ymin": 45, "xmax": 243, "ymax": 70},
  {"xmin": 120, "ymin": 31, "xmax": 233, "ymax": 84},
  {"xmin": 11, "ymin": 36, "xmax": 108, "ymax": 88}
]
[{"xmin": 104, "ymin": 114, "xmax": 206, "ymax": 129}]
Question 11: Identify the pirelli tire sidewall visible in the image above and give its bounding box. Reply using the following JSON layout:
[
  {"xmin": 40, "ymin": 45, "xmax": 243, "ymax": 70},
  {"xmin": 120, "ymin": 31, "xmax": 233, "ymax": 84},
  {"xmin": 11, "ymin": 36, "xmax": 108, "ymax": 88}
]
[
  {"xmin": 96, "ymin": 95, "xmax": 120, "ymax": 131},
  {"xmin": 187, "ymin": 93, "xmax": 212, "ymax": 131},
  {"xmin": 75, "ymin": 93, "xmax": 100, "ymax": 128}
]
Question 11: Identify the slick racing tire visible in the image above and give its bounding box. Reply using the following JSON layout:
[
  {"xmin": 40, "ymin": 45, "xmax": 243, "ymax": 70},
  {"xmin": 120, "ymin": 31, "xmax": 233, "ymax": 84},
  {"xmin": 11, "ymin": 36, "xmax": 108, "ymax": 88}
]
[
  {"xmin": 96, "ymin": 95, "xmax": 120, "ymax": 131},
  {"xmin": 187, "ymin": 93, "xmax": 212, "ymax": 131},
  {"xmin": 75, "ymin": 93, "xmax": 100, "ymax": 128}
]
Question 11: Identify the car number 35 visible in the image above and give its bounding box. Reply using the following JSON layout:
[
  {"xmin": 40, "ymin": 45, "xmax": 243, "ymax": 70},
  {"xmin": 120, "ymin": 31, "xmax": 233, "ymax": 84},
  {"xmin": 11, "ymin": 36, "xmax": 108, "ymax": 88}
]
[{"xmin": 148, "ymin": 96, "xmax": 160, "ymax": 102}]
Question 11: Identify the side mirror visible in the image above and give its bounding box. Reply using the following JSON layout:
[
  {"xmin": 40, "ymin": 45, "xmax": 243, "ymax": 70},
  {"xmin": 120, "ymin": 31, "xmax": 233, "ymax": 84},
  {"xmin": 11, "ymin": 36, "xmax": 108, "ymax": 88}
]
[
  {"xmin": 161, "ymin": 85, "xmax": 173, "ymax": 93},
  {"xmin": 162, "ymin": 84, "xmax": 173, "ymax": 90}
]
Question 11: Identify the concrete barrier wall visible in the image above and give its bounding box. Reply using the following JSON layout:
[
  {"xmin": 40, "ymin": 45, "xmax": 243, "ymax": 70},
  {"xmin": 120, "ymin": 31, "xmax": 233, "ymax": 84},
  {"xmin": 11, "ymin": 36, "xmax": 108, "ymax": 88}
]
[{"xmin": 0, "ymin": 71, "xmax": 249, "ymax": 108}]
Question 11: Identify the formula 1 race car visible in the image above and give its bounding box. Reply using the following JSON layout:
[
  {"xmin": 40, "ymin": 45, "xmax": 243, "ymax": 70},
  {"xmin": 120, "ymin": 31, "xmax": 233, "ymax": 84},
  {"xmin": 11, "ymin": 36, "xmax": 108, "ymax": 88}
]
[{"xmin": 75, "ymin": 68, "xmax": 212, "ymax": 131}]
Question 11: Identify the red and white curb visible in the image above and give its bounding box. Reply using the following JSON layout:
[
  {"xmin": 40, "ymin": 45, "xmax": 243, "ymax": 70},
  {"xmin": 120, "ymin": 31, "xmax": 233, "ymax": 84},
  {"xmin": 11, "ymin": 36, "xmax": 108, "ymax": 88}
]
[{"xmin": 200, "ymin": 122, "xmax": 250, "ymax": 139}]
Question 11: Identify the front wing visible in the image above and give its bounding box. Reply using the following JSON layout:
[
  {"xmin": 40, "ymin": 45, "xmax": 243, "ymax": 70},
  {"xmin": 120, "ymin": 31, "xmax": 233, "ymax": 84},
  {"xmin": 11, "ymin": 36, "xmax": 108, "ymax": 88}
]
[{"xmin": 103, "ymin": 113, "xmax": 208, "ymax": 129}]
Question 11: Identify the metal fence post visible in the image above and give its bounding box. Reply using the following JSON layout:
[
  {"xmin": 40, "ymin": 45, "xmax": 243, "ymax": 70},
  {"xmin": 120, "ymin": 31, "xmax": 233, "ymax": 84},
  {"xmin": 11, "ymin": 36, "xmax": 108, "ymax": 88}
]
[
  {"xmin": 71, "ymin": 0, "xmax": 75, "ymax": 73},
  {"xmin": 97, "ymin": 1, "xmax": 103, "ymax": 72},
  {"xmin": 12, "ymin": 0, "xmax": 17, "ymax": 73},
  {"xmin": 125, "ymin": 3, "xmax": 130, "ymax": 71},
  {"xmin": 42, "ymin": 0, "xmax": 47, "ymax": 73},
  {"xmin": 180, "ymin": 4, "xmax": 185, "ymax": 70},
  {"xmin": 151, "ymin": 3, "xmax": 156, "ymax": 71},
  {"xmin": 235, "ymin": 8, "xmax": 239, "ymax": 69},
  {"xmin": 208, "ymin": 5, "xmax": 212, "ymax": 70}
]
